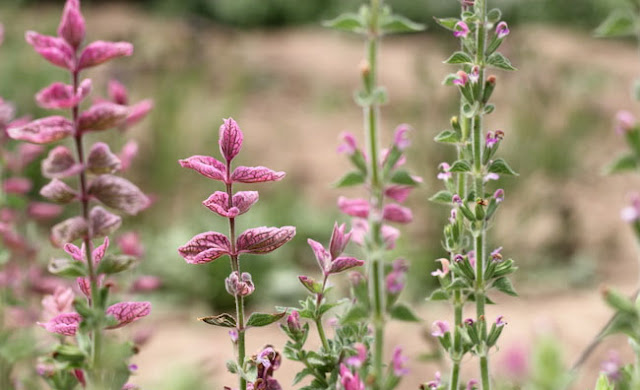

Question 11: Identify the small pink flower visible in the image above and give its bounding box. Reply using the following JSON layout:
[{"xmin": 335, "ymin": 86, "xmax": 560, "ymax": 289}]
[
  {"xmin": 452, "ymin": 71, "xmax": 469, "ymax": 87},
  {"xmin": 496, "ymin": 21, "xmax": 510, "ymax": 39},
  {"xmin": 483, "ymin": 172, "xmax": 500, "ymax": 183},
  {"xmin": 425, "ymin": 371, "xmax": 441, "ymax": 389},
  {"xmin": 615, "ymin": 110, "xmax": 636, "ymax": 134},
  {"xmin": 8, "ymin": 116, "xmax": 74, "ymax": 144},
  {"xmin": 25, "ymin": 31, "xmax": 74, "ymax": 70},
  {"xmin": 491, "ymin": 247, "xmax": 503, "ymax": 262},
  {"xmin": 131, "ymin": 276, "xmax": 162, "ymax": 293},
  {"xmin": 382, "ymin": 204, "xmax": 413, "ymax": 224},
  {"xmin": 393, "ymin": 124, "xmax": 411, "ymax": 150},
  {"xmin": 345, "ymin": 343, "xmax": 367, "ymax": 368},
  {"xmin": 431, "ymin": 258, "xmax": 450, "ymax": 277},
  {"xmin": 339, "ymin": 364, "xmax": 365, "ymax": 390},
  {"xmin": 467, "ymin": 379, "xmax": 479, "ymax": 390},
  {"xmin": 431, "ymin": 320, "xmax": 450, "ymax": 337},
  {"xmin": 337, "ymin": 132, "xmax": 358, "ymax": 155},
  {"xmin": 117, "ymin": 232, "xmax": 145, "ymax": 258},
  {"xmin": 437, "ymin": 162, "xmax": 452, "ymax": 181},
  {"xmin": 500, "ymin": 343, "xmax": 529, "ymax": 380},
  {"xmin": 286, "ymin": 310, "xmax": 301, "ymax": 333},
  {"xmin": 601, "ymin": 350, "xmax": 621, "ymax": 382},
  {"xmin": 108, "ymin": 80, "xmax": 129, "ymax": 105},
  {"xmin": 454, "ymin": 21, "xmax": 470, "ymax": 38},
  {"xmin": 469, "ymin": 66, "xmax": 480, "ymax": 83},
  {"xmin": 392, "ymin": 346, "xmax": 409, "ymax": 376},
  {"xmin": 493, "ymin": 188, "xmax": 505, "ymax": 203},
  {"xmin": 229, "ymin": 329, "xmax": 238, "ymax": 343},
  {"xmin": 119, "ymin": 140, "xmax": 138, "ymax": 171},
  {"xmin": 329, "ymin": 222, "xmax": 352, "ymax": 259},
  {"xmin": 126, "ymin": 99, "xmax": 153, "ymax": 127},
  {"xmin": 338, "ymin": 197, "xmax": 370, "ymax": 218},
  {"xmin": 36, "ymin": 79, "xmax": 91, "ymax": 109}
]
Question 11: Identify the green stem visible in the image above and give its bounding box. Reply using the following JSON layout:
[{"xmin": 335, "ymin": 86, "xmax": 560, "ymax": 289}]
[
  {"xmin": 364, "ymin": 0, "xmax": 386, "ymax": 388},
  {"xmin": 315, "ymin": 318, "xmax": 330, "ymax": 351}
]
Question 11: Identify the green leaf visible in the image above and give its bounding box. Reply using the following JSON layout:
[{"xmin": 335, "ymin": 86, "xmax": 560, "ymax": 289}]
[
  {"xmin": 54, "ymin": 344, "xmax": 87, "ymax": 365},
  {"xmin": 595, "ymin": 374, "xmax": 615, "ymax": 390},
  {"xmin": 389, "ymin": 303, "xmax": 421, "ymax": 322},
  {"xmin": 293, "ymin": 368, "xmax": 314, "ymax": 385},
  {"xmin": 199, "ymin": 313, "xmax": 236, "ymax": 328},
  {"xmin": 444, "ymin": 51, "xmax": 474, "ymax": 65},
  {"xmin": 246, "ymin": 311, "xmax": 287, "ymax": 327},
  {"xmin": 449, "ymin": 160, "xmax": 472, "ymax": 173},
  {"xmin": 48, "ymin": 258, "xmax": 86, "ymax": 278},
  {"xmin": 390, "ymin": 170, "xmax": 420, "ymax": 185},
  {"xmin": 489, "ymin": 158, "xmax": 518, "ymax": 175},
  {"xmin": 319, "ymin": 299, "xmax": 347, "ymax": 316},
  {"xmin": 226, "ymin": 360, "xmax": 239, "ymax": 374},
  {"xmin": 96, "ymin": 254, "xmax": 138, "ymax": 275},
  {"xmin": 333, "ymin": 171, "xmax": 366, "ymax": 188},
  {"xmin": 492, "ymin": 277, "xmax": 518, "ymax": 296},
  {"xmin": 426, "ymin": 289, "xmax": 449, "ymax": 301},
  {"xmin": 434, "ymin": 129, "xmax": 461, "ymax": 144},
  {"xmin": 604, "ymin": 153, "xmax": 638, "ymax": 175},
  {"xmin": 323, "ymin": 13, "xmax": 365, "ymax": 34},
  {"xmin": 429, "ymin": 190, "xmax": 453, "ymax": 204},
  {"xmin": 595, "ymin": 10, "xmax": 637, "ymax": 38},
  {"xmin": 381, "ymin": 14, "xmax": 425, "ymax": 34},
  {"xmin": 340, "ymin": 304, "xmax": 369, "ymax": 325},
  {"xmin": 486, "ymin": 52, "xmax": 517, "ymax": 71},
  {"xmin": 435, "ymin": 17, "xmax": 459, "ymax": 31}
]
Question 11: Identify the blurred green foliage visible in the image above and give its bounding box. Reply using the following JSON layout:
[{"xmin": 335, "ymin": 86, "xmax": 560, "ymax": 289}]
[{"xmin": 11, "ymin": 0, "xmax": 623, "ymax": 30}]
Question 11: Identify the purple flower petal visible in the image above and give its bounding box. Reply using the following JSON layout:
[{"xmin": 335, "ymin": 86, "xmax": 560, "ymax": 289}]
[
  {"xmin": 7, "ymin": 116, "xmax": 73, "ymax": 144},
  {"xmin": 231, "ymin": 166, "xmax": 285, "ymax": 184},
  {"xmin": 57, "ymin": 0, "xmax": 85, "ymax": 48},
  {"xmin": 328, "ymin": 256, "xmax": 364, "ymax": 275},
  {"xmin": 383, "ymin": 204, "xmax": 413, "ymax": 224},
  {"xmin": 431, "ymin": 320, "xmax": 450, "ymax": 337},
  {"xmin": 78, "ymin": 41, "xmax": 133, "ymax": 70},
  {"xmin": 236, "ymin": 226, "xmax": 296, "ymax": 255},
  {"xmin": 105, "ymin": 301, "xmax": 151, "ymax": 329},
  {"xmin": 308, "ymin": 238, "xmax": 331, "ymax": 273},
  {"xmin": 178, "ymin": 231, "xmax": 231, "ymax": 264},
  {"xmin": 384, "ymin": 185, "xmax": 412, "ymax": 203},
  {"xmin": 219, "ymin": 118, "xmax": 243, "ymax": 162},
  {"xmin": 179, "ymin": 155, "xmax": 227, "ymax": 182},
  {"xmin": 329, "ymin": 222, "xmax": 352, "ymax": 259},
  {"xmin": 42, "ymin": 146, "xmax": 83, "ymax": 179}
]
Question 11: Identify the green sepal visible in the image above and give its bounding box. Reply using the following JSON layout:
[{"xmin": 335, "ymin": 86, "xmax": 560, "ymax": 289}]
[
  {"xmin": 53, "ymin": 344, "xmax": 87, "ymax": 366},
  {"xmin": 486, "ymin": 52, "xmax": 517, "ymax": 71},
  {"xmin": 199, "ymin": 313, "xmax": 236, "ymax": 328},
  {"xmin": 354, "ymin": 87, "xmax": 388, "ymax": 107},
  {"xmin": 487, "ymin": 9, "xmax": 502, "ymax": 24},
  {"xmin": 603, "ymin": 288, "xmax": 637, "ymax": 316},
  {"xmin": 226, "ymin": 360, "xmax": 239, "ymax": 374},
  {"xmin": 246, "ymin": 311, "xmax": 287, "ymax": 327}
]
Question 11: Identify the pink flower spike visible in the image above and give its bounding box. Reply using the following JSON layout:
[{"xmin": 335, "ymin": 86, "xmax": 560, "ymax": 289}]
[
  {"xmin": 431, "ymin": 320, "xmax": 450, "ymax": 337},
  {"xmin": 236, "ymin": 226, "xmax": 296, "ymax": 255},
  {"xmin": 393, "ymin": 124, "xmax": 411, "ymax": 150},
  {"xmin": 78, "ymin": 41, "xmax": 133, "ymax": 70},
  {"xmin": 25, "ymin": 31, "xmax": 74, "ymax": 70},
  {"xmin": 383, "ymin": 204, "xmax": 413, "ymax": 224},
  {"xmin": 119, "ymin": 140, "xmax": 139, "ymax": 171},
  {"xmin": 79, "ymin": 102, "xmax": 129, "ymax": 132},
  {"xmin": 42, "ymin": 145, "xmax": 83, "ymax": 179},
  {"xmin": 126, "ymin": 99, "xmax": 153, "ymax": 127},
  {"xmin": 454, "ymin": 21, "xmax": 470, "ymax": 38},
  {"xmin": 105, "ymin": 301, "xmax": 151, "ymax": 329},
  {"xmin": 329, "ymin": 222, "xmax": 352, "ymax": 259},
  {"xmin": 179, "ymin": 155, "xmax": 227, "ymax": 182},
  {"xmin": 231, "ymin": 166, "xmax": 285, "ymax": 184},
  {"xmin": 337, "ymin": 197, "xmax": 370, "ymax": 218},
  {"xmin": 616, "ymin": 110, "xmax": 636, "ymax": 135},
  {"xmin": 38, "ymin": 312, "xmax": 81, "ymax": 336},
  {"xmin": 392, "ymin": 347, "xmax": 409, "ymax": 377},
  {"xmin": 328, "ymin": 256, "xmax": 364, "ymax": 275},
  {"xmin": 178, "ymin": 231, "xmax": 231, "ymax": 264},
  {"xmin": 431, "ymin": 258, "xmax": 450, "ymax": 277},
  {"xmin": 3, "ymin": 177, "xmax": 32, "ymax": 194},
  {"xmin": 58, "ymin": 0, "xmax": 85, "ymax": 48},
  {"xmin": 496, "ymin": 21, "xmax": 510, "ymax": 39},
  {"xmin": 219, "ymin": 118, "xmax": 243, "ymax": 162},
  {"xmin": 7, "ymin": 116, "xmax": 73, "ymax": 144},
  {"xmin": 308, "ymin": 238, "xmax": 331, "ymax": 273},
  {"xmin": 345, "ymin": 343, "xmax": 367, "ymax": 368},
  {"xmin": 337, "ymin": 132, "xmax": 358, "ymax": 155},
  {"xmin": 108, "ymin": 80, "xmax": 129, "ymax": 105}
]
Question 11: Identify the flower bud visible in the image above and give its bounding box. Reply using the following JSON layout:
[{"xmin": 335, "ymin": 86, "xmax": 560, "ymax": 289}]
[{"xmin": 225, "ymin": 271, "xmax": 255, "ymax": 297}]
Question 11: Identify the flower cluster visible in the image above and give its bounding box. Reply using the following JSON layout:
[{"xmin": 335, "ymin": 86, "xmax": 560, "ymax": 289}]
[
  {"xmin": 7, "ymin": 1, "xmax": 153, "ymax": 388},
  {"xmin": 429, "ymin": 1, "xmax": 517, "ymax": 388},
  {"xmin": 178, "ymin": 118, "xmax": 295, "ymax": 390}
]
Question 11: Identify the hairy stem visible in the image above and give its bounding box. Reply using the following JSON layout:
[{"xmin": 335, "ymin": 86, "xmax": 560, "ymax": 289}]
[{"xmin": 226, "ymin": 172, "xmax": 246, "ymax": 390}]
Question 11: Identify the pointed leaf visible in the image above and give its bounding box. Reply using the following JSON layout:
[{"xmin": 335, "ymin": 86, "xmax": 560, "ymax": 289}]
[
  {"xmin": 25, "ymin": 31, "xmax": 74, "ymax": 70},
  {"xmin": 444, "ymin": 51, "xmax": 473, "ymax": 65},
  {"xmin": 449, "ymin": 160, "xmax": 472, "ymax": 173},
  {"xmin": 78, "ymin": 40, "xmax": 133, "ymax": 70},
  {"xmin": 246, "ymin": 311, "xmax": 287, "ymax": 327},
  {"xmin": 203, "ymin": 191, "xmax": 258, "ymax": 218},
  {"xmin": 236, "ymin": 226, "xmax": 296, "ymax": 255},
  {"xmin": 36, "ymin": 79, "xmax": 91, "ymax": 110},
  {"xmin": 604, "ymin": 153, "xmax": 638, "ymax": 175},
  {"xmin": 89, "ymin": 206, "xmax": 122, "ymax": 237},
  {"xmin": 87, "ymin": 142, "xmax": 121, "ymax": 174},
  {"xmin": 333, "ymin": 171, "xmax": 366, "ymax": 188},
  {"xmin": 323, "ymin": 13, "xmax": 365, "ymax": 33},
  {"xmin": 178, "ymin": 155, "xmax": 227, "ymax": 182},
  {"xmin": 434, "ymin": 129, "xmax": 461, "ymax": 144},
  {"xmin": 328, "ymin": 256, "xmax": 364, "ymax": 274},
  {"xmin": 435, "ymin": 17, "xmax": 459, "ymax": 31},
  {"xmin": 78, "ymin": 103, "xmax": 129, "ymax": 132},
  {"xmin": 105, "ymin": 301, "xmax": 150, "ymax": 329},
  {"xmin": 488, "ymin": 158, "xmax": 518, "ymax": 175},
  {"xmin": 199, "ymin": 313, "xmax": 236, "ymax": 328},
  {"xmin": 429, "ymin": 190, "xmax": 453, "ymax": 204},
  {"xmin": 7, "ymin": 116, "xmax": 73, "ymax": 144},
  {"xmin": 486, "ymin": 52, "xmax": 517, "ymax": 71},
  {"xmin": 58, "ymin": 0, "xmax": 85, "ymax": 48},
  {"xmin": 88, "ymin": 174, "xmax": 150, "ymax": 215},
  {"xmin": 48, "ymin": 257, "xmax": 86, "ymax": 277},
  {"xmin": 97, "ymin": 254, "xmax": 137, "ymax": 275},
  {"xmin": 42, "ymin": 146, "xmax": 83, "ymax": 179},
  {"xmin": 51, "ymin": 216, "xmax": 87, "ymax": 246},
  {"xmin": 390, "ymin": 170, "xmax": 420, "ymax": 185},
  {"xmin": 426, "ymin": 289, "xmax": 450, "ymax": 301},
  {"xmin": 231, "ymin": 166, "xmax": 285, "ymax": 183},
  {"xmin": 595, "ymin": 10, "xmax": 637, "ymax": 38},
  {"xmin": 492, "ymin": 277, "xmax": 518, "ymax": 296},
  {"xmin": 38, "ymin": 312, "xmax": 81, "ymax": 336},
  {"xmin": 389, "ymin": 303, "xmax": 421, "ymax": 322},
  {"xmin": 381, "ymin": 14, "xmax": 425, "ymax": 34},
  {"xmin": 178, "ymin": 231, "xmax": 231, "ymax": 264}
]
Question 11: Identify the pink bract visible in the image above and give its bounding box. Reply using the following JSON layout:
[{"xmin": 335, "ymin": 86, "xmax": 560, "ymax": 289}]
[
  {"xmin": 219, "ymin": 117, "xmax": 244, "ymax": 162},
  {"xmin": 7, "ymin": 116, "xmax": 73, "ymax": 144},
  {"xmin": 178, "ymin": 231, "xmax": 231, "ymax": 264},
  {"xmin": 236, "ymin": 226, "xmax": 296, "ymax": 255}
]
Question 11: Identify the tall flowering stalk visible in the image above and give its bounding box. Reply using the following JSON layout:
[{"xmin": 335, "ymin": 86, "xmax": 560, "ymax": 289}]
[
  {"xmin": 8, "ymin": 1, "xmax": 152, "ymax": 388},
  {"xmin": 178, "ymin": 118, "xmax": 295, "ymax": 390},
  {"xmin": 427, "ymin": 1, "xmax": 517, "ymax": 389},
  {"xmin": 324, "ymin": 1, "xmax": 423, "ymax": 389}
]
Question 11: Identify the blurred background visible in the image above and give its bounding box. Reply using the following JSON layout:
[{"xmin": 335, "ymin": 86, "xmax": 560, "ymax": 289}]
[{"xmin": 1, "ymin": 0, "xmax": 638, "ymax": 388}]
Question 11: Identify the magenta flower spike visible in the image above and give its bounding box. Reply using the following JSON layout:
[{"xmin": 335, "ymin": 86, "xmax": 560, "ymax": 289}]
[{"xmin": 179, "ymin": 118, "xmax": 294, "ymax": 390}]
